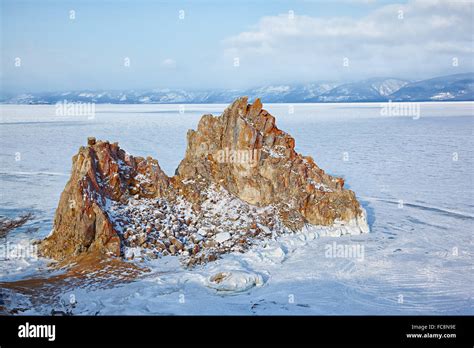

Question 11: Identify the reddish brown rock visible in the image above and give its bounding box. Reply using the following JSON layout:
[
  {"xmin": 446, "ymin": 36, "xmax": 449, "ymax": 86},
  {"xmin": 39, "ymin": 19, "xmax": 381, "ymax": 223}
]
[
  {"xmin": 39, "ymin": 140, "xmax": 169, "ymax": 261},
  {"xmin": 176, "ymin": 97, "xmax": 366, "ymax": 229},
  {"xmin": 41, "ymin": 97, "xmax": 368, "ymax": 262}
]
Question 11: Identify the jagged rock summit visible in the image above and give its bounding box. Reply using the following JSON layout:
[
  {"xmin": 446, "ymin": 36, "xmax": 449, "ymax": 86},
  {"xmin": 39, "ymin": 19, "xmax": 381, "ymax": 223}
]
[{"xmin": 40, "ymin": 97, "xmax": 369, "ymax": 264}]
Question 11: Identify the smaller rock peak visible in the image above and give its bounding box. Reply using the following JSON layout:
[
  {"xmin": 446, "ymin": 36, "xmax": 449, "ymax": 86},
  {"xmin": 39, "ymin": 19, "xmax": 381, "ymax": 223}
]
[
  {"xmin": 251, "ymin": 97, "xmax": 262, "ymax": 108},
  {"xmin": 248, "ymin": 98, "xmax": 263, "ymax": 119},
  {"xmin": 87, "ymin": 137, "xmax": 96, "ymax": 146},
  {"xmin": 227, "ymin": 96, "xmax": 249, "ymax": 116}
]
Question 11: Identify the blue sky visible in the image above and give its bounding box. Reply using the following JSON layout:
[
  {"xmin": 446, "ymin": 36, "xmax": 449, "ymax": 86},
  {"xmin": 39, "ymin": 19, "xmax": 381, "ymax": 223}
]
[{"xmin": 1, "ymin": 0, "xmax": 472, "ymax": 93}]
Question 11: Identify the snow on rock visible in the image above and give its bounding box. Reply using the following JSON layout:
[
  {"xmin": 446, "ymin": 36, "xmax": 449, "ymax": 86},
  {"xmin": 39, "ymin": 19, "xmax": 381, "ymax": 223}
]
[
  {"xmin": 214, "ymin": 232, "xmax": 231, "ymax": 243},
  {"xmin": 256, "ymin": 244, "xmax": 287, "ymax": 264},
  {"xmin": 40, "ymin": 98, "xmax": 369, "ymax": 266},
  {"xmin": 207, "ymin": 270, "xmax": 264, "ymax": 293}
]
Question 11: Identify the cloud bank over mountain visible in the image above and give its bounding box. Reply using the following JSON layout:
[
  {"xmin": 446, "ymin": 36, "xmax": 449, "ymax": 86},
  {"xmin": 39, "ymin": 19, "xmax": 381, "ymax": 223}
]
[
  {"xmin": 1, "ymin": 0, "xmax": 472, "ymax": 93},
  {"xmin": 221, "ymin": 0, "xmax": 473, "ymax": 84}
]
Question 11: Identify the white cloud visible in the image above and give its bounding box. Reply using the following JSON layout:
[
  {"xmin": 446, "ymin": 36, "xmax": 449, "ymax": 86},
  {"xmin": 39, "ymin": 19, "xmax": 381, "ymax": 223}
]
[
  {"xmin": 161, "ymin": 58, "xmax": 176, "ymax": 69},
  {"xmin": 221, "ymin": 0, "xmax": 474, "ymax": 82}
]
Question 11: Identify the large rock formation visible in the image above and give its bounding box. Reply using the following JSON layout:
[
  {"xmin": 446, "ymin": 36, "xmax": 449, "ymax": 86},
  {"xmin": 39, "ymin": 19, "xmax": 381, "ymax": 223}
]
[
  {"xmin": 176, "ymin": 97, "xmax": 366, "ymax": 230},
  {"xmin": 40, "ymin": 98, "xmax": 368, "ymax": 264}
]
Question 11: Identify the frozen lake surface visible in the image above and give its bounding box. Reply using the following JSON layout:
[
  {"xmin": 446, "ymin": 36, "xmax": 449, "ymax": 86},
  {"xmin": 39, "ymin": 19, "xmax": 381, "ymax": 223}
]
[{"xmin": 0, "ymin": 102, "xmax": 473, "ymax": 314}]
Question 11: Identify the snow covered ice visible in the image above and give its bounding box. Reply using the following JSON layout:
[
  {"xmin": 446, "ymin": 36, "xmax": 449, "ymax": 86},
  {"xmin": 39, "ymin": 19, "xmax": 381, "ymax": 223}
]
[{"xmin": 0, "ymin": 102, "xmax": 473, "ymax": 315}]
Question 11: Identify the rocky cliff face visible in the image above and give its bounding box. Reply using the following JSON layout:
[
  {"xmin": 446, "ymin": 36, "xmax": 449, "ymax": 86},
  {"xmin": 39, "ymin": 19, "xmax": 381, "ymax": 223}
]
[
  {"xmin": 39, "ymin": 138, "xmax": 170, "ymax": 260},
  {"xmin": 176, "ymin": 97, "xmax": 366, "ymax": 230},
  {"xmin": 40, "ymin": 98, "xmax": 369, "ymax": 264}
]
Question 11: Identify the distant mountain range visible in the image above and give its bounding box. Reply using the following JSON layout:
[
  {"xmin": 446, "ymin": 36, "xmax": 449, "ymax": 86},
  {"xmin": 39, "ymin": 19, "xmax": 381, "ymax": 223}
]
[{"xmin": 2, "ymin": 73, "xmax": 473, "ymax": 104}]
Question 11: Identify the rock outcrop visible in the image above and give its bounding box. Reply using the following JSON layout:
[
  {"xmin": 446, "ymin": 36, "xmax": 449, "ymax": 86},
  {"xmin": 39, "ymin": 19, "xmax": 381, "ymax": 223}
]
[
  {"xmin": 40, "ymin": 98, "xmax": 369, "ymax": 264},
  {"xmin": 176, "ymin": 97, "xmax": 366, "ymax": 230},
  {"xmin": 40, "ymin": 138, "xmax": 169, "ymax": 260}
]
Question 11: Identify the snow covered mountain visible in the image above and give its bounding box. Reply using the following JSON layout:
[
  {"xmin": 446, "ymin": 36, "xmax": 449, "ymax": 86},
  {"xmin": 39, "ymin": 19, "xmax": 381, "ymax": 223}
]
[
  {"xmin": 2, "ymin": 74, "xmax": 472, "ymax": 104},
  {"xmin": 0, "ymin": 83, "xmax": 338, "ymax": 105},
  {"xmin": 311, "ymin": 78, "xmax": 409, "ymax": 102},
  {"xmin": 4, "ymin": 90, "xmax": 203, "ymax": 105},
  {"xmin": 390, "ymin": 73, "xmax": 474, "ymax": 101}
]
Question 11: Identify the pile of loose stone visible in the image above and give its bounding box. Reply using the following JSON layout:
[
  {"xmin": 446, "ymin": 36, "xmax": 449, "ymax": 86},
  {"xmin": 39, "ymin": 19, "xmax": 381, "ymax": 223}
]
[{"xmin": 108, "ymin": 186, "xmax": 289, "ymax": 267}]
